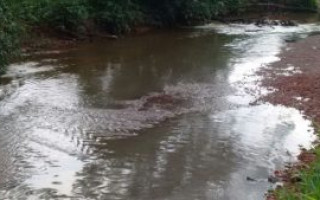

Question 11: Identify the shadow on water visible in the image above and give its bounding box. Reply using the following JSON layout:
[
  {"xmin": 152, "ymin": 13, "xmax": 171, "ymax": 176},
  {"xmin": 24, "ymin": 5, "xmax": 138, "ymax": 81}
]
[{"xmin": 0, "ymin": 20, "xmax": 318, "ymax": 199}]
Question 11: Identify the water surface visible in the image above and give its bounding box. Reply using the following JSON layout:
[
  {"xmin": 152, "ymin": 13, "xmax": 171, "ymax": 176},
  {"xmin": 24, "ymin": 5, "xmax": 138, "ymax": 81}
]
[{"xmin": 0, "ymin": 22, "xmax": 319, "ymax": 200}]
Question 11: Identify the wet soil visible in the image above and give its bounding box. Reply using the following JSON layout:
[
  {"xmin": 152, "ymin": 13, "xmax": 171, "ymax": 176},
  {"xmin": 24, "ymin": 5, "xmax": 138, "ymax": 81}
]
[
  {"xmin": 261, "ymin": 35, "xmax": 320, "ymax": 123},
  {"xmin": 260, "ymin": 34, "xmax": 320, "ymax": 200}
]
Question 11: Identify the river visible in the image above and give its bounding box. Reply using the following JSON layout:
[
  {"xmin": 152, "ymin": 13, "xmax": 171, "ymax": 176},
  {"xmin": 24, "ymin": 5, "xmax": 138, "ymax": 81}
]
[{"xmin": 0, "ymin": 16, "xmax": 319, "ymax": 200}]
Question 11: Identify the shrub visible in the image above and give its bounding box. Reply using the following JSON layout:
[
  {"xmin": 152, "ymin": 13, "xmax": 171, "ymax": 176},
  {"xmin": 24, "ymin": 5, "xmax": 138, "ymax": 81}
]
[
  {"xmin": 90, "ymin": 0, "xmax": 143, "ymax": 34},
  {"xmin": 40, "ymin": 0, "xmax": 89, "ymax": 33},
  {"xmin": 0, "ymin": 0, "xmax": 318, "ymax": 73},
  {"xmin": 10, "ymin": 0, "xmax": 89, "ymax": 34},
  {"xmin": 0, "ymin": 0, "xmax": 21, "ymax": 73}
]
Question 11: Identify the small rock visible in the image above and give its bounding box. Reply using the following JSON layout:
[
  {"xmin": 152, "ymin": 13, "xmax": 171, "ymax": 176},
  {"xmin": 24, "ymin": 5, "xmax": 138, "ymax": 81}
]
[
  {"xmin": 268, "ymin": 175, "xmax": 280, "ymax": 183},
  {"xmin": 246, "ymin": 176, "xmax": 257, "ymax": 182},
  {"xmin": 290, "ymin": 174, "xmax": 302, "ymax": 183}
]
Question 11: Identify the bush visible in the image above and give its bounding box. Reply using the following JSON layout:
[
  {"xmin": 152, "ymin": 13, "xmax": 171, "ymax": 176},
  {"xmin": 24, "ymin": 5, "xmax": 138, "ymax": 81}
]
[
  {"xmin": 2, "ymin": 0, "xmax": 251, "ymax": 36},
  {"xmin": 12, "ymin": 0, "xmax": 89, "ymax": 33},
  {"xmin": 0, "ymin": 0, "xmax": 21, "ymax": 73},
  {"xmin": 177, "ymin": 0, "xmax": 248, "ymax": 24},
  {"xmin": 40, "ymin": 0, "xmax": 89, "ymax": 33},
  {"xmin": 256, "ymin": 0, "xmax": 318, "ymax": 10},
  {"xmin": 290, "ymin": 0, "xmax": 318, "ymax": 9},
  {"xmin": 90, "ymin": 0, "xmax": 143, "ymax": 34},
  {"xmin": 0, "ymin": 0, "xmax": 318, "ymax": 73}
]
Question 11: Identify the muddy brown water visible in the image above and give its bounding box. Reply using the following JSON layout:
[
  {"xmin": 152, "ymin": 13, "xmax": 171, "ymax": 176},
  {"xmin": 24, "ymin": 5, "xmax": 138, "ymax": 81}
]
[{"xmin": 0, "ymin": 19, "xmax": 319, "ymax": 200}]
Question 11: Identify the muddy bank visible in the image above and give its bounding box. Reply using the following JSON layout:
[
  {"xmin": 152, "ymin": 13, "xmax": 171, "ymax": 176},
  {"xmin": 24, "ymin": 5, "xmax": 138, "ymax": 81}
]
[
  {"xmin": 260, "ymin": 35, "xmax": 320, "ymax": 123},
  {"xmin": 258, "ymin": 34, "xmax": 320, "ymax": 199}
]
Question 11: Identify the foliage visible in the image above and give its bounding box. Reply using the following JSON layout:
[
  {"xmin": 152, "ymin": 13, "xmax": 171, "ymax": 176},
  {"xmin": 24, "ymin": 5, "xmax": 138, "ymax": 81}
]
[
  {"xmin": 177, "ymin": 0, "xmax": 248, "ymax": 24},
  {"xmin": 0, "ymin": 0, "xmax": 21, "ymax": 73},
  {"xmin": 11, "ymin": 0, "xmax": 89, "ymax": 32},
  {"xmin": 257, "ymin": 0, "xmax": 318, "ymax": 10},
  {"xmin": 0, "ymin": 0, "xmax": 318, "ymax": 72},
  {"xmin": 90, "ymin": 0, "xmax": 143, "ymax": 34},
  {"xmin": 276, "ymin": 131, "xmax": 320, "ymax": 200},
  {"xmin": 289, "ymin": 0, "xmax": 318, "ymax": 10},
  {"xmin": 4, "ymin": 0, "xmax": 318, "ymax": 35},
  {"xmin": 40, "ymin": 0, "xmax": 89, "ymax": 33}
]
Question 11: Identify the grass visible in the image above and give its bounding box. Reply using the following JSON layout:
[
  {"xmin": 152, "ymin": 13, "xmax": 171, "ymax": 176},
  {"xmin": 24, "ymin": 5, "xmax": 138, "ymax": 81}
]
[{"xmin": 275, "ymin": 130, "xmax": 320, "ymax": 200}]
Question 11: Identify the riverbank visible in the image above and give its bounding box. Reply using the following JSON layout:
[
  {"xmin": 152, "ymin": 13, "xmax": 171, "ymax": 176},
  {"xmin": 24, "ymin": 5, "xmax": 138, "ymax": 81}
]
[
  {"xmin": 1, "ymin": 16, "xmax": 320, "ymax": 199},
  {"xmin": 260, "ymin": 35, "xmax": 320, "ymax": 199},
  {"xmin": 1, "ymin": 0, "xmax": 318, "ymax": 74},
  {"xmin": 0, "ymin": 0, "xmax": 249, "ymax": 73}
]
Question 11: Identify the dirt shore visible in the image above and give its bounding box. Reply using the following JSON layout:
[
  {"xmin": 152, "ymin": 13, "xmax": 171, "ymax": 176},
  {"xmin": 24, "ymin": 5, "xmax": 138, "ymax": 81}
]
[
  {"xmin": 261, "ymin": 34, "xmax": 320, "ymax": 123},
  {"xmin": 261, "ymin": 34, "xmax": 320, "ymax": 199}
]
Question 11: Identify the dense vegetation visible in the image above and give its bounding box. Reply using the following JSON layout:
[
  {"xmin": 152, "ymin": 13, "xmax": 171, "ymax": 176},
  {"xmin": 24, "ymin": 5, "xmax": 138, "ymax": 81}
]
[
  {"xmin": 0, "ymin": 0, "xmax": 21, "ymax": 73},
  {"xmin": 0, "ymin": 0, "xmax": 318, "ymax": 72},
  {"xmin": 268, "ymin": 0, "xmax": 318, "ymax": 9}
]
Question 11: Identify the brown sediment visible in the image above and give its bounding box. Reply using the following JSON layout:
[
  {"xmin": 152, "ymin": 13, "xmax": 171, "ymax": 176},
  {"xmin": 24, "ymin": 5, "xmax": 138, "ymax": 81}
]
[
  {"xmin": 20, "ymin": 25, "xmax": 155, "ymax": 55},
  {"xmin": 260, "ymin": 35, "xmax": 320, "ymax": 199},
  {"xmin": 20, "ymin": 25, "xmax": 119, "ymax": 54},
  {"xmin": 260, "ymin": 35, "xmax": 320, "ymax": 123},
  {"xmin": 21, "ymin": 33, "xmax": 77, "ymax": 55}
]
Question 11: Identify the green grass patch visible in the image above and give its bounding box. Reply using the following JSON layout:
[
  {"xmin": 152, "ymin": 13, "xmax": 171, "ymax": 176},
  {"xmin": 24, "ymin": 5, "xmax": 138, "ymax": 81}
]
[{"xmin": 276, "ymin": 130, "xmax": 320, "ymax": 200}]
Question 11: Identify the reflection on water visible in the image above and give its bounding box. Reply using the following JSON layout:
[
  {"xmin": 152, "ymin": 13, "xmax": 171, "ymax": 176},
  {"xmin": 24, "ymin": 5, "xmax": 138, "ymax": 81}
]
[{"xmin": 0, "ymin": 23, "xmax": 318, "ymax": 200}]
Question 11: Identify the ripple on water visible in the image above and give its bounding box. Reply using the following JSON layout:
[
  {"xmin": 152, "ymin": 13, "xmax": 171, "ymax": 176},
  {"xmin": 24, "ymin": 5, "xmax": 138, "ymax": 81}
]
[{"xmin": 0, "ymin": 22, "xmax": 319, "ymax": 200}]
